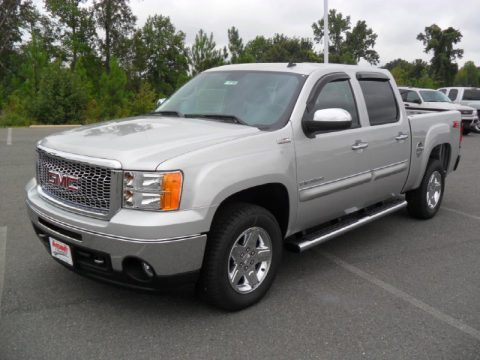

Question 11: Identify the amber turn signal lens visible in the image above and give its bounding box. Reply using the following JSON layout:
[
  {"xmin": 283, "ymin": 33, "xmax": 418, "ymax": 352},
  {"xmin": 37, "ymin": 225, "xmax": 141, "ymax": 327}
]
[{"xmin": 160, "ymin": 172, "xmax": 183, "ymax": 210}]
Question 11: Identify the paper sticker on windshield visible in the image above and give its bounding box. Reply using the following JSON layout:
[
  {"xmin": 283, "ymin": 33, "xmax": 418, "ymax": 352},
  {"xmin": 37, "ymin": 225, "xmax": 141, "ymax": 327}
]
[{"xmin": 224, "ymin": 81, "xmax": 238, "ymax": 86}]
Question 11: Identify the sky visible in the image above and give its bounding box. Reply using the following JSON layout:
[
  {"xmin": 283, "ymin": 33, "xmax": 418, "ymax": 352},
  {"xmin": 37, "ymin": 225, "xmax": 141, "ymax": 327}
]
[
  {"xmin": 33, "ymin": 0, "xmax": 480, "ymax": 67},
  {"xmin": 128, "ymin": 0, "xmax": 480, "ymax": 66}
]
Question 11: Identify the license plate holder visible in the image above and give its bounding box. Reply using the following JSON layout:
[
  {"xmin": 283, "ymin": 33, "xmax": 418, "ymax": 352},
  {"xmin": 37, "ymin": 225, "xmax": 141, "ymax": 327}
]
[{"xmin": 49, "ymin": 237, "xmax": 73, "ymax": 266}]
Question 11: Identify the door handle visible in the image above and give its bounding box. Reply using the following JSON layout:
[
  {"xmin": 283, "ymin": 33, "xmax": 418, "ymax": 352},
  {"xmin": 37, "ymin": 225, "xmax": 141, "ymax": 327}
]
[
  {"xmin": 395, "ymin": 133, "xmax": 409, "ymax": 141},
  {"xmin": 351, "ymin": 141, "xmax": 369, "ymax": 151}
]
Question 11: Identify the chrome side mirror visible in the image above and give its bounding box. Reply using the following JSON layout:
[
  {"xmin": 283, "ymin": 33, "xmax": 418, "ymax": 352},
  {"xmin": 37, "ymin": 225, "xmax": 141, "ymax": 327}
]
[{"xmin": 304, "ymin": 108, "xmax": 352, "ymax": 135}]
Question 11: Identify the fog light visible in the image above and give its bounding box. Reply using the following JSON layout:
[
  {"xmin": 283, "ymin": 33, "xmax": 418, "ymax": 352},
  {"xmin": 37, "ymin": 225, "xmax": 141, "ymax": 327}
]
[{"xmin": 142, "ymin": 262, "xmax": 154, "ymax": 278}]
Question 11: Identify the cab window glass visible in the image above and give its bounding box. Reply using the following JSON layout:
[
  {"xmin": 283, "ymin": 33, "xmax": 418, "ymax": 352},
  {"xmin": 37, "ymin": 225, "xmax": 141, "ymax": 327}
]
[
  {"xmin": 400, "ymin": 90, "xmax": 421, "ymax": 103},
  {"xmin": 448, "ymin": 89, "xmax": 458, "ymax": 101},
  {"xmin": 359, "ymin": 80, "xmax": 399, "ymax": 125},
  {"xmin": 311, "ymin": 79, "xmax": 359, "ymax": 128}
]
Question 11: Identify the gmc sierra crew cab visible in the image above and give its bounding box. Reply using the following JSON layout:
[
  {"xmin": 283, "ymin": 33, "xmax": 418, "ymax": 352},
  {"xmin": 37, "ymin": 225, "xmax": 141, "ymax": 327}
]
[{"xmin": 26, "ymin": 63, "xmax": 462, "ymax": 310}]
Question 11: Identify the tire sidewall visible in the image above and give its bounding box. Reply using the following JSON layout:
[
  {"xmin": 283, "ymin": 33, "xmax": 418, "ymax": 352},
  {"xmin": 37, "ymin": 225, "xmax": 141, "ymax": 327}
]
[
  {"xmin": 207, "ymin": 205, "xmax": 282, "ymax": 310},
  {"xmin": 420, "ymin": 161, "xmax": 445, "ymax": 217}
]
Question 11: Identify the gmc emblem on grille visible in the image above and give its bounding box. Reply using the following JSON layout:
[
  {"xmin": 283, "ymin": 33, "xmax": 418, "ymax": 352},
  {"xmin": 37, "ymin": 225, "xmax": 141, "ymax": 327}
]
[{"xmin": 47, "ymin": 171, "xmax": 79, "ymax": 191}]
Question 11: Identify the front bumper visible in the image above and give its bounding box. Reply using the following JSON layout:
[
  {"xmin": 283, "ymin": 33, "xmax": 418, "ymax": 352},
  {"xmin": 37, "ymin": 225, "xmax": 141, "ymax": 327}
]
[{"xmin": 26, "ymin": 178, "xmax": 209, "ymax": 288}]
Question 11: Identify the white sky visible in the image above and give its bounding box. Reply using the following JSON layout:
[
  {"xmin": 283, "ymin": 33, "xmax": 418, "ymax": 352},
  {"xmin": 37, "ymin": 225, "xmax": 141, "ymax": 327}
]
[
  {"xmin": 34, "ymin": 0, "xmax": 480, "ymax": 67},
  {"xmin": 129, "ymin": 0, "xmax": 480, "ymax": 66}
]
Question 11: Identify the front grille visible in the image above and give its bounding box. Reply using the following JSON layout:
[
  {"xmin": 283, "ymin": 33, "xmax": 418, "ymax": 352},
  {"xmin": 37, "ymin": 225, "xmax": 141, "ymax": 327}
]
[
  {"xmin": 37, "ymin": 149, "xmax": 112, "ymax": 214},
  {"xmin": 460, "ymin": 110, "xmax": 473, "ymax": 115}
]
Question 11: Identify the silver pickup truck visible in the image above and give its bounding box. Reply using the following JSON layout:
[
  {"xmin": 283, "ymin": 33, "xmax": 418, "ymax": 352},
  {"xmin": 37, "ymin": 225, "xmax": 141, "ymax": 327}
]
[{"xmin": 26, "ymin": 63, "xmax": 462, "ymax": 310}]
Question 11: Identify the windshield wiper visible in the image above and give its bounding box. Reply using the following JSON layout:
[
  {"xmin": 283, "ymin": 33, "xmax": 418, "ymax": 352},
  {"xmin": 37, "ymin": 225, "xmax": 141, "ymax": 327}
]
[
  {"xmin": 150, "ymin": 110, "xmax": 184, "ymax": 117},
  {"xmin": 184, "ymin": 113, "xmax": 249, "ymax": 126}
]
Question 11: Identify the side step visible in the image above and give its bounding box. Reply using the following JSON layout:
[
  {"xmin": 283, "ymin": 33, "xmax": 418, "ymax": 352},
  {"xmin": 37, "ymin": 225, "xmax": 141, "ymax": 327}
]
[{"xmin": 285, "ymin": 200, "xmax": 407, "ymax": 253}]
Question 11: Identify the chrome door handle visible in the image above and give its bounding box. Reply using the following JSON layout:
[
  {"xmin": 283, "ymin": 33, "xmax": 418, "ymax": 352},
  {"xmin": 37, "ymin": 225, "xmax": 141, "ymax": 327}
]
[
  {"xmin": 351, "ymin": 141, "xmax": 368, "ymax": 150},
  {"xmin": 395, "ymin": 133, "xmax": 409, "ymax": 141}
]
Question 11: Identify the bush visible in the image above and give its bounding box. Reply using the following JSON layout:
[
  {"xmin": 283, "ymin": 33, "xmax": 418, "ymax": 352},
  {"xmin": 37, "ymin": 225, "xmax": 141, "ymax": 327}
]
[{"xmin": 28, "ymin": 63, "xmax": 88, "ymax": 124}]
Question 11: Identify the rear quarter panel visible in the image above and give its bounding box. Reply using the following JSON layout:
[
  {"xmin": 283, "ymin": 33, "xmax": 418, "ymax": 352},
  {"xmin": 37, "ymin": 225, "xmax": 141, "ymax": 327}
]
[{"xmin": 403, "ymin": 110, "xmax": 461, "ymax": 192}]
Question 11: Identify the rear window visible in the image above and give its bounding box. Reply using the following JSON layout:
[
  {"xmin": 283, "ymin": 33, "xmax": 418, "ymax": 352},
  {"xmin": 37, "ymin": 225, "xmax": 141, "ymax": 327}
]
[
  {"xmin": 463, "ymin": 89, "xmax": 480, "ymax": 101},
  {"xmin": 359, "ymin": 80, "xmax": 399, "ymax": 125}
]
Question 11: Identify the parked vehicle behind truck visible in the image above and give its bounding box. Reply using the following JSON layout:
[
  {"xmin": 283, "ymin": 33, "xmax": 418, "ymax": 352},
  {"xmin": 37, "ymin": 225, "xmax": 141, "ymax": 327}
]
[
  {"xmin": 439, "ymin": 87, "xmax": 480, "ymax": 132},
  {"xmin": 26, "ymin": 63, "xmax": 462, "ymax": 310},
  {"xmin": 399, "ymin": 86, "xmax": 478, "ymax": 134}
]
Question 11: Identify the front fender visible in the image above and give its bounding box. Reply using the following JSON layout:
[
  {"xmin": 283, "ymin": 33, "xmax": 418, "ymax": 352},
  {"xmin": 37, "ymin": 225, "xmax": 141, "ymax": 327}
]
[{"xmin": 157, "ymin": 125, "xmax": 298, "ymax": 234}]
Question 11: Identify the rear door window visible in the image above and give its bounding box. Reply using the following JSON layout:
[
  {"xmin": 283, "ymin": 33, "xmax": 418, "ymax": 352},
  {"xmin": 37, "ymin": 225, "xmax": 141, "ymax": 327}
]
[{"xmin": 359, "ymin": 80, "xmax": 399, "ymax": 126}]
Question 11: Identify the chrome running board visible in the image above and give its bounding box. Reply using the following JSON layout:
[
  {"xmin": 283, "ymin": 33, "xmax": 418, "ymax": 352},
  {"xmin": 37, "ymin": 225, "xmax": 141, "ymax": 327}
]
[{"xmin": 286, "ymin": 200, "xmax": 407, "ymax": 253}]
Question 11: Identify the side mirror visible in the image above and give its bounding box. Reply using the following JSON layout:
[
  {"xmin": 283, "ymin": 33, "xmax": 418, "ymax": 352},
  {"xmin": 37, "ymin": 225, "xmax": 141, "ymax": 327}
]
[
  {"xmin": 304, "ymin": 108, "xmax": 352, "ymax": 134},
  {"xmin": 412, "ymin": 98, "xmax": 422, "ymax": 104},
  {"xmin": 156, "ymin": 98, "xmax": 167, "ymax": 107}
]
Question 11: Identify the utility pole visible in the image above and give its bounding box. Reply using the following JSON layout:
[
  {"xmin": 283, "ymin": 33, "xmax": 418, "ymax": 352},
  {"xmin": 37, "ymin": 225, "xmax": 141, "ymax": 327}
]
[{"xmin": 324, "ymin": 0, "xmax": 329, "ymax": 63}]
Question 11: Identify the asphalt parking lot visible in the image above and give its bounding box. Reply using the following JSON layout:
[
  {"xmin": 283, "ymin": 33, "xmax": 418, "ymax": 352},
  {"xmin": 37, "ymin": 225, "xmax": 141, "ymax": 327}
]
[{"xmin": 1, "ymin": 127, "xmax": 480, "ymax": 359}]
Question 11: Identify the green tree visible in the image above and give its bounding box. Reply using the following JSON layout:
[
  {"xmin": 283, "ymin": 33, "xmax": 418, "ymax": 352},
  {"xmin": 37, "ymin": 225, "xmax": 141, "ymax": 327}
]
[
  {"xmin": 454, "ymin": 61, "xmax": 479, "ymax": 86},
  {"xmin": 97, "ymin": 58, "xmax": 130, "ymax": 119},
  {"xmin": 45, "ymin": 0, "xmax": 96, "ymax": 69},
  {"xmin": 189, "ymin": 29, "xmax": 226, "ymax": 75},
  {"xmin": 312, "ymin": 9, "xmax": 379, "ymax": 64},
  {"xmin": 385, "ymin": 58, "xmax": 436, "ymax": 88},
  {"xmin": 93, "ymin": 0, "xmax": 136, "ymax": 72},
  {"xmin": 417, "ymin": 24, "xmax": 463, "ymax": 86},
  {"xmin": 227, "ymin": 26, "xmax": 244, "ymax": 64},
  {"xmin": 133, "ymin": 15, "xmax": 189, "ymax": 96},
  {"xmin": 243, "ymin": 34, "xmax": 319, "ymax": 63},
  {"xmin": 29, "ymin": 62, "xmax": 88, "ymax": 124}
]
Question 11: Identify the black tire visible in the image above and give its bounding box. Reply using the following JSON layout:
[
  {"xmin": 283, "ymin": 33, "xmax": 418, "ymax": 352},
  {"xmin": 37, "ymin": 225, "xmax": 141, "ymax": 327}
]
[
  {"xmin": 198, "ymin": 202, "xmax": 282, "ymax": 311},
  {"xmin": 463, "ymin": 128, "xmax": 471, "ymax": 135},
  {"xmin": 406, "ymin": 159, "xmax": 445, "ymax": 219}
]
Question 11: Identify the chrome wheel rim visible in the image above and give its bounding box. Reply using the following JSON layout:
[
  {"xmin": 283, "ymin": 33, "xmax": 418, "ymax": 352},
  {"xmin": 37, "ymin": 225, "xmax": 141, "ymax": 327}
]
[
  {"xmin": 228, "ymin": 227, "xmax": 272, "ymax": 294},
  {"xmin": 426, "ymin": 171, "xmax": 442, "ymax": 209}
]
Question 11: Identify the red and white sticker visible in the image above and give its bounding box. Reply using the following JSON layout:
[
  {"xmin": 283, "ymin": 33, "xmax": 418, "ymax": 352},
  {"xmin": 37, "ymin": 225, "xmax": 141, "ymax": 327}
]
[{"xmin": 49, "ymin": 238, "xmax": 73, "ymax": 266}]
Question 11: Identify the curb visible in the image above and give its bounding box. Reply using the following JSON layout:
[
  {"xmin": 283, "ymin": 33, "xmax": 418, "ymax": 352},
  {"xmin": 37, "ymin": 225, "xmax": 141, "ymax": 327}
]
[{"xmin": 29, "ymin": 125, "xmax": 82, "ymax": 128}]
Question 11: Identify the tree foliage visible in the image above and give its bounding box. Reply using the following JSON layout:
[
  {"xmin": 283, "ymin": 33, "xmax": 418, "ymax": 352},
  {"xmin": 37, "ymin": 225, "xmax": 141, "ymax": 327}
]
[
  {"xmin": 0, "ymin": 4, "xmax": 471, "ymax": 127},
  {"xmin": 312, "ymin": 9, "xmax": 379, "ymax": 64},
  {"xmin": 417, "ymin": 24, "xmax": 463, "ymax": 86},
  {"xmin": 189, "ymin": 29, "xmax": 226, "ymax": 75},
  {"xmin": 454, "ymin": 61, "xmax": 479, "ymax": 87}
]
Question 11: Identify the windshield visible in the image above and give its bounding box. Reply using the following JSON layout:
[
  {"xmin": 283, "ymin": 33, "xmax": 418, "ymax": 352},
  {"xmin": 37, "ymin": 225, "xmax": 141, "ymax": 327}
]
[
  {"xmin": 155, "ymin": 71, "xmax": 305, "ymax": 129},
  {"xmin": 463, "ymin": 89, "xmax": 480, "ymax": 101},
  {"xmin": 419, "ymin": 90, "xmax": 451, "ymax": 103}
]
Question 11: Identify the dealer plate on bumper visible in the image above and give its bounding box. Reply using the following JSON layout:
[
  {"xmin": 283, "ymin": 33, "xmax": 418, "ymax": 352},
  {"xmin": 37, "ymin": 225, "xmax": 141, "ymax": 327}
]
[{"xmin": 49, "ymin": 238, "xmax": 73, "ymax": 266}]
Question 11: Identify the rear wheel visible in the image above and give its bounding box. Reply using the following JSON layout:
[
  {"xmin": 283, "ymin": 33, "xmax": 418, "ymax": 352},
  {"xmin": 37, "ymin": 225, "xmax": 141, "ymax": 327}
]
[
  {"xmin": 406, "ymin": 159, "xmax": 445, "ymax": 219},
  {"xmin": 198, "ymin": 203, "xmax": 282, "ymax": 311}
]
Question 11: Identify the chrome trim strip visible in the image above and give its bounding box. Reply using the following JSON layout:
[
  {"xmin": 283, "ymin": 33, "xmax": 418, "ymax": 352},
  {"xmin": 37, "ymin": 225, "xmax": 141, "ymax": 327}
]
[
  {"xmin": 37, "ymin": 144, "xmax": 122, "ymax": 169},
  {"xmin": 372, "ymin": 160, "xmax": 408, "ymax": 181},
  {"xmin": 292, "ymin": 201, "xmax": 407, "ymax": 252},
  {"xmin": 28, "ymin": 199, "xmax": 205, "ymax": 244},
  {"xmin": 299, "ymin": 160, "xmax": 409, "ymax": 201}
]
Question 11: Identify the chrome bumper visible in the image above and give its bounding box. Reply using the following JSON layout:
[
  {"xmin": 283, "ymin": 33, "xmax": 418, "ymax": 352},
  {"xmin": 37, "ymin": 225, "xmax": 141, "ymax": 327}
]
[{"xmin": 26, "ymin": 179, "xmax": 208, "ymax": 281}]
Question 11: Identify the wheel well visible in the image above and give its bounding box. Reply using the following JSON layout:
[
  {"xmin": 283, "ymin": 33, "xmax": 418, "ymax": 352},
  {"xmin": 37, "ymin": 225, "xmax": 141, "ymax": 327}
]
[
  {"xmin": 215, "ymin": 183, "xmax": 290, "ymax": 237},
  {"xmin": 429, "ymin": 143, "xmax": 451, "ymax": 171}
]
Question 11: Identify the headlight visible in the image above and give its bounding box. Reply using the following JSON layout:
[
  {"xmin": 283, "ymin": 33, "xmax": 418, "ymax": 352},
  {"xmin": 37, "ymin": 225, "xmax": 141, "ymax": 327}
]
[{"xmin": 122, "ymin": 171, "xmax": 183, "ymax": 211}]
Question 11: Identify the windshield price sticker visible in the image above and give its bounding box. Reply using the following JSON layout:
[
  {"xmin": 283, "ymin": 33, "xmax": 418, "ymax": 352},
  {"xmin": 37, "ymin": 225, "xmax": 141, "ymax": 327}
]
[{"xmin": 224, "ymin": 80, "xmax": 238, "ymax": 86}]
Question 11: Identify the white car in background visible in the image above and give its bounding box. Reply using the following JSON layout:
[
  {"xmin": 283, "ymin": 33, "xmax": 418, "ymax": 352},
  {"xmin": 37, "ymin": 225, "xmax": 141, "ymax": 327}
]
[
  {"xmin": 438, "ymin": 87, "xmax": 480, "ymax": 127},
  {"xmin": 400, "ymin": 87, "xmax": 479, "ymax": 135}
]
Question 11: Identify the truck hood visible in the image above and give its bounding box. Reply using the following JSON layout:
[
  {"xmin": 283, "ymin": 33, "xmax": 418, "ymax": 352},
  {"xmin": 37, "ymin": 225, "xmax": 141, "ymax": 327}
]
[
  {"xmin": 462, "ymin": 101, "xmax": 480, "ymax": 109},
  {"xmin": 38, "ymin": 116, "xmax": 260, "ymax": 170}
]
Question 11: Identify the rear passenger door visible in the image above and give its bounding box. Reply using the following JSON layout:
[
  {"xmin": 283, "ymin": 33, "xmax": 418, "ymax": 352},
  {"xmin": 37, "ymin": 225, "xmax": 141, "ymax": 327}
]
[
  {"xmin": 355, "ymin": 73, "xmax": 411, "ymax": 201},
  {"xmin": 295, "ymin": 73, "xmax": 376, "ymax": 230}
]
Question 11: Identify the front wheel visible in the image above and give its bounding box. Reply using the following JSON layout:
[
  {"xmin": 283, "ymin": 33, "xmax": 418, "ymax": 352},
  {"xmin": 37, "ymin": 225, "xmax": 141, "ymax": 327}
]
[
  {"xmin": 406, "ymin": 159, "xmax": 445, "ymax": 219},
  {"xmin": 198, "ymin": 203, "xmax": 282, "ymax": 311}
]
